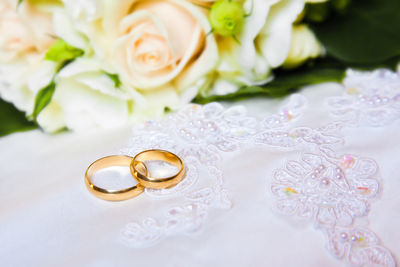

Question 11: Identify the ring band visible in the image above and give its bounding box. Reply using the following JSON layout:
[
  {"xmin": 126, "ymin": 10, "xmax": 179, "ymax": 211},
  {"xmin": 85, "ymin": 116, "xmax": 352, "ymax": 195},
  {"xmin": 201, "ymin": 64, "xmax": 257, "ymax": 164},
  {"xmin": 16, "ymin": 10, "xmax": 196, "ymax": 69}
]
[
  {"xmin": 130, "ymin": 149, "xmax": 185, "ymax": 189},
  {"xmin": 85, "ymin": 155, "xmax": 146, "ymax": 201}
]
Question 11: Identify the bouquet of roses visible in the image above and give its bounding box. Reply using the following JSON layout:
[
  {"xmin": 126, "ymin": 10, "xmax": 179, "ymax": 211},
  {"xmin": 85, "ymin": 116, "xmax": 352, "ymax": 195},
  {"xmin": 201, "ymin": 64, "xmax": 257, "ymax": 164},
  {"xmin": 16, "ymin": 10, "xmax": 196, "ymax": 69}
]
[{"xmin": 0, "ymin": 0, "xmax": 399, "ymax": 135}]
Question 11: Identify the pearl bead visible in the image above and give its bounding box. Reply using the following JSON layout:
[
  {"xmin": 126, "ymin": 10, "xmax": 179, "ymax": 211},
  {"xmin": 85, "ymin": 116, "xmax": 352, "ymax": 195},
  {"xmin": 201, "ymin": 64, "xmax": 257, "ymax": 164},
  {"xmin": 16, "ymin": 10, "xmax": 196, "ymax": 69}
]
[
  {"xmin": 340, "ymin": 232, "xmax": 348, "ymax": 240},
  {"xmin": 321, "ymin": 178, "xmax": 330, "ymax": 186},
  {"xmin": 351, "ymin": 235, "xmax": 357, "ymax": 242}
]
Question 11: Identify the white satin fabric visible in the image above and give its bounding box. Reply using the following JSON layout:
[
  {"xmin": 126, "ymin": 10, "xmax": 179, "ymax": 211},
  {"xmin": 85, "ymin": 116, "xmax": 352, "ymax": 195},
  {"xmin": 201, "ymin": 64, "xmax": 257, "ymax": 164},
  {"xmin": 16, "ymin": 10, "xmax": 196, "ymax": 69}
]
[{"xmin": 1, "ymin": 69, "xmax": 399, "ymax": 267}]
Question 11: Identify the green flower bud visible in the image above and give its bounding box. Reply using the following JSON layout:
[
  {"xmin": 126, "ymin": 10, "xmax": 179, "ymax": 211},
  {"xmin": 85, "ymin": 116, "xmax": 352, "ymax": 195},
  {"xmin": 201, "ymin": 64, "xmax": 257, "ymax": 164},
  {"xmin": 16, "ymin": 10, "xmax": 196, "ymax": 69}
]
[{"xmin": 209, "ymin": 0, "xmax": 245, "ymax": 37}]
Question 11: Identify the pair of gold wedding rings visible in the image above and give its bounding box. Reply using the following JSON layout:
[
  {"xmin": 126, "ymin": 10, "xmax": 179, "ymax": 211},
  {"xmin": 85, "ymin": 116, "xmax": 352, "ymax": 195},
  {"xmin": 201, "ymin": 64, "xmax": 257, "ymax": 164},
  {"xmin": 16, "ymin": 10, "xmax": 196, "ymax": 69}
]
[{"xmin": 85, "ymin": 149, "xmax": 185, "ymax": 201}]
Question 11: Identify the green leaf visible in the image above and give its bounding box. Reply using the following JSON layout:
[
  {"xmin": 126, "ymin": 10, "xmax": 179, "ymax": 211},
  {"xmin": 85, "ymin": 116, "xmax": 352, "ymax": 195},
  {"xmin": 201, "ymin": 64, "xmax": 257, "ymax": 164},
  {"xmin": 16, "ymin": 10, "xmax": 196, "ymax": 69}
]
[
  {"xmin": 331, "ymin": 0, "xmax": 352, "ymax": 12},
  {"xmin": 29, "ymin": 39, "xmax": 83, "ymax": 121},
  {"xmin": 30, "ymin": 81, "xmax": 56, "ymax": 120},
  {"xmin": 45, "ymin": 39, "xmax": 84, "ymax": 63},
  {"xmin": 164, "ymin": 106, "xmax": 172, "ymax": 114},
  {"xmin": 310, "ymin": 0, "xmax": 400, "ymax": 65},
  {"xmin": 304, "ymin": 2, "xmax": 331, "ymax": 23},
  {"xmin": 193, "ymin": 59, "xmax": 347, "ymax": 104},
  {"xmin": 0, "ymin": 98, "xmax": 37, "ymax": 137},
  {"xmin": 17, "ymin": 0, "xmax": 23, "ymax": 6},
  {"xmin": 105, "ymin": 72, "xmax": 121, "ymax": 88}
]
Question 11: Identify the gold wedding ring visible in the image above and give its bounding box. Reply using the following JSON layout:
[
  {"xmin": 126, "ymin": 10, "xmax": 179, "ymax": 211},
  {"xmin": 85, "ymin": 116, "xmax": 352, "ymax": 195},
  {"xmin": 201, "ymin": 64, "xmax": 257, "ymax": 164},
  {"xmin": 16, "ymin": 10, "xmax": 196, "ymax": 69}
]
[
  {"xmin": 130, "ymin": 149, "xmax": 185, "ymax": 189},
  {"xmin": 85, "ymin": 150, "xmax": 185, "ymax": 201},
  {"xmin": 85, "ymin": 155, "xmax": 146, "ymax": 201}
]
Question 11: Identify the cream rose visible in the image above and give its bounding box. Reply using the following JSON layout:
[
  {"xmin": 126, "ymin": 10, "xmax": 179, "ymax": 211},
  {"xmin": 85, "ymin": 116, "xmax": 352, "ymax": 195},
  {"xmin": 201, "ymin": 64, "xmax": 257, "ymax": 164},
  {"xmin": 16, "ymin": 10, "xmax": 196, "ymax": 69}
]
[
  {"xmin": 0, "ymin": 0, "xmax": 54, "ymax": 62},
  {"xmin": 24, "ymin": 0, "xmax": 219, "ymax": 132},
  {"xmin": 113, "ymin": 1, "xmax": 204, "ymax": 89},
  {"xmin": 109, "ymin": 0, "xmax": 217, "ymax": 89},
  {"xmin": 0, "ymin": 0, "xmax": 57, "ymax": 114},
  {"xmin": 72, "ymin": 0, "xmax": 218, "ymax": 112}
]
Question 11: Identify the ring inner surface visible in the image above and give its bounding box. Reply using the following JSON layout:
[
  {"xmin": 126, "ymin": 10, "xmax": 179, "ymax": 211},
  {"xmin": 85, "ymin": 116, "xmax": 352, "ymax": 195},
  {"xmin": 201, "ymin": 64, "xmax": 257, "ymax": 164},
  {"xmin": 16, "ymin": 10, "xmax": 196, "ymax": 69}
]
[
  {"xmin": 134, "ymin": 151, "xmax": 183, "ymax": 181},
  {"xmin": 87, "ymin": 156, "xmax": 145, "ymax": 192}
]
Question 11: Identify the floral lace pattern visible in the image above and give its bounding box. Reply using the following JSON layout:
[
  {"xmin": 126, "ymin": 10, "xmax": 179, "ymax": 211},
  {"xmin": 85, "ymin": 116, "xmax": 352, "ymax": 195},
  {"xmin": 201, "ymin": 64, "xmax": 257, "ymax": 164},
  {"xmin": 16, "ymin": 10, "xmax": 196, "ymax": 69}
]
[
  {"xmin": 119, "ymin": 103, "xmax": 257, "ymax": 247},
  {"xmin": 270, "ymin": 147, "xmax": 395, "ymax": 266},
  {"xmin": 327, "ymin": 69, "xmax": 400, "ymax": 127},
  {"xmin": 271, "ymin": 150, "xmax": 379, "ymax": 226},
  {"xmin": 324, "ymin": 226, "xmax": 396, "ymax": 267},
  {"xmin": 118, "ymin": 70, "xmax": 398, "ymax": 265},
  {"xmin": 119, "ymin": 95, "xmax": 303, "ymax": 247},
  {"xmin": 269, "ymin": 69, "xmax": 399, "ymax": 266}
]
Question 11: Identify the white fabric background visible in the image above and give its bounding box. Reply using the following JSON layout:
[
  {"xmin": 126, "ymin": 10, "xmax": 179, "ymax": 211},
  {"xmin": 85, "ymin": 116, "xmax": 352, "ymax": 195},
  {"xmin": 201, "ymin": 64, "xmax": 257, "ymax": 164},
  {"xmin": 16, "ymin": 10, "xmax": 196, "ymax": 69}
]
[{"xmin": 1, "ymin": 81, "xmax": 399, "ymax": 267}]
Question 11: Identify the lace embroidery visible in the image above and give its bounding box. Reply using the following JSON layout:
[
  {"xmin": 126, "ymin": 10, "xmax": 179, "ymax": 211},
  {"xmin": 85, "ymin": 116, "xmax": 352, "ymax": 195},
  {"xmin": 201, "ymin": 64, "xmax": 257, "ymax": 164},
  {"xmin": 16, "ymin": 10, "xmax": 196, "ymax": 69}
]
[
  {"xmin": 260, "ymin": 94, "xmax": 307, "ymax": 130},
  {"xmin": 324, "ymin": 226, "xmax": 396, "ymax": 267},
  {"xmin": 118, "ymin": 72, "xmax": 397, "ymax": 266},
  {"xmin": 119, "ymin": 96, "xmax": 304, "ymax": 247},
  {"xmin": 253, "ymin": 125, "xmax": 344, "ymax": 150},
  {"xmin": 266, "ymin": 69, "xmax": 399, "ymax": 265},
  {"xmin": 120, "ymin": 103, "xmax": 257, "ymax": 247},
  {"xmin": 327, "ymin": 69, "xmax": 400, "ymax": 127},
  {"xmin": 270, "ymin": 141, "xmax": 396, "ymax": 266},
  {"xmin": 268, "ymin": 121, "xmax": 397, "ymax": 266},
  {"xmin": 271, "ymin": 151, "xmax": 379, "ymax": 226}
]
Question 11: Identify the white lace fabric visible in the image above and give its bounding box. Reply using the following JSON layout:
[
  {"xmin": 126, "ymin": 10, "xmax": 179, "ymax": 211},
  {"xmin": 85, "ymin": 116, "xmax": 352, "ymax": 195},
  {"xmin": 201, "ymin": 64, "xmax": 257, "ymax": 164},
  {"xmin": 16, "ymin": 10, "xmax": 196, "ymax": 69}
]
[
  {"xmin": 118, "ymin": 69, "xmax": 399, "ymax": 266},
  {"xmin": 1, "ymin": 69, "xmax": 399, "ymax": 267}
]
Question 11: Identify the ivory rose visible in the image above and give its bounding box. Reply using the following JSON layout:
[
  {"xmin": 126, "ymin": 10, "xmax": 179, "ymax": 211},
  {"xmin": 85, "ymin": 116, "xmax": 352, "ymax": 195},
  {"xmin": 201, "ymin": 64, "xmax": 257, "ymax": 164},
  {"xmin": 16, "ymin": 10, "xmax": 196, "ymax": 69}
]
[
  {"xmin": 34, "ymin": 0, "xmax": 220, "ymax": 132},
  {"xmin": 76, "ymin": 0, "xmax": 219, "ymax": 114},
  {"xmin": 0, "ymin": 0, "xmax": 57, "ymax": 113},
  {"xmin": 1, "ymin": 0, "xmax": 325, "ymax": 133},
  {"xmin": 0, "ymin": 0, "xmax": 54, "ymax": 62}
]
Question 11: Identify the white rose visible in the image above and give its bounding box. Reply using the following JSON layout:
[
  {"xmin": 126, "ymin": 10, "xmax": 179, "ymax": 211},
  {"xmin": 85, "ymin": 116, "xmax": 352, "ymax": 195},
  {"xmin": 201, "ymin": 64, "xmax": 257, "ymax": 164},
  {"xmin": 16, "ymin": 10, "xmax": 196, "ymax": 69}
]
[
  {"xmin": 37, "ymin": 58, "xmax": 134, "ymax": 132},
  {"xmin": 282, "ymin": 24, "xmax": 324, "ymax": 69},
  {"xmin": 0, "ymin": 0, "xmax": 57, "ymax": 113},
  {"xmin": 0, "ymin": 0, "xmax": 54, "ymax": 62},
  {"xmin": 61, "ymin": 0, "xmax": 100, "ymax": 21},
  {"xmin": 210, "ymin": 0, "xmax": 305, "ymax": 95},
  {"xmin": 67, "ymin": 0, "xmax": 219, "ymax": 116}
]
